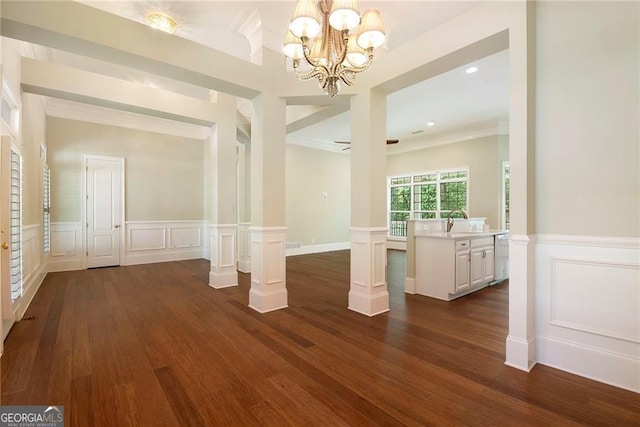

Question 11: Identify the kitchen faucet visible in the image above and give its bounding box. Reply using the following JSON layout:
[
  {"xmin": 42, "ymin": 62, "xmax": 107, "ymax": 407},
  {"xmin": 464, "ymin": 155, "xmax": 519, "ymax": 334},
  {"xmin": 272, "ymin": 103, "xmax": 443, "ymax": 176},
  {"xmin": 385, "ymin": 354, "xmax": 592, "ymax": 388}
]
[{"xmin": 446, "ymin": 209, "xmax": 468, "ymax": 232}]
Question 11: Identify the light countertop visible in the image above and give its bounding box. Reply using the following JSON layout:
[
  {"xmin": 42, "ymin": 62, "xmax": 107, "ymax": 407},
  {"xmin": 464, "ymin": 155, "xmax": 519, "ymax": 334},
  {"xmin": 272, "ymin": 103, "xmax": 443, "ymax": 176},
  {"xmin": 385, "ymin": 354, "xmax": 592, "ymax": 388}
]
[{"xmin": 416, "ymin": 230, "xmax": 509, "ymax": 240}]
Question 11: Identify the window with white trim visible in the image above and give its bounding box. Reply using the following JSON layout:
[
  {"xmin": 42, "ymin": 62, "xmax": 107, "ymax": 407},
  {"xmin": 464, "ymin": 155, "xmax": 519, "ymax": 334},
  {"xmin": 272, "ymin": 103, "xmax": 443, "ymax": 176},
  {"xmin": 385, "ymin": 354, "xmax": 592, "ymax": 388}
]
[
  {"xmin": 388, "ymin": 168, "xmax": 469, "ymax": 237},
  {"xmin": 1, "ymin": 77, "xmax": 20, "ymax": 137},
  {"xmin": 502, "ymin": 161, "xmax": 510, "ymax": 231}
]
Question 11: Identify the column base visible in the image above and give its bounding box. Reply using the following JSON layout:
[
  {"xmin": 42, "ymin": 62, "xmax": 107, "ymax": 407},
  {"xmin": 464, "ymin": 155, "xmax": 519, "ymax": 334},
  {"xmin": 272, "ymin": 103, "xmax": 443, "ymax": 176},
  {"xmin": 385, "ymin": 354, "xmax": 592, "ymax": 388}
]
[
  {"xmin": 349, "ymin": 227, "xmax": 389, "ymax": 317},
  {"xmin": 249, "ymin": 227, "xmax": 288, "ymax": 313},
  {"xmin": 505, "ymin": 335, "xmax": 537, "ymax": 372},
  {"xmin": 249, "ymin": 288, "xmax": 288, "ymax": 313},
  {"xmin": 209, "ymin": 270, "xmax": 238, "ymax": 289},
  {"xmin": 237, "ymin": 222, "xmax": 251, "ymax": 273},
  {"xmin": 237, "ymin": 259, "xmax": 251, "ymax": 273},
  {"xmin": 209, "ymin": 224, "xmax": 238, "ymax": 289},
  {"xmin": 348, "ymin": 290, "xmax": 389, "ymax": 317}
]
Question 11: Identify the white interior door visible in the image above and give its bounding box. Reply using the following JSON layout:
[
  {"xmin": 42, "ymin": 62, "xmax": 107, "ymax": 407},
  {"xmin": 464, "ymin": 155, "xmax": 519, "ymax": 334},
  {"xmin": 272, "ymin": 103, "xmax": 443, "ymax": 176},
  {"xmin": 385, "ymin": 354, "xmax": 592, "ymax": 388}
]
[{"xmin": 86, "ymin": 157, "xmax": 123, "ymax": 268}]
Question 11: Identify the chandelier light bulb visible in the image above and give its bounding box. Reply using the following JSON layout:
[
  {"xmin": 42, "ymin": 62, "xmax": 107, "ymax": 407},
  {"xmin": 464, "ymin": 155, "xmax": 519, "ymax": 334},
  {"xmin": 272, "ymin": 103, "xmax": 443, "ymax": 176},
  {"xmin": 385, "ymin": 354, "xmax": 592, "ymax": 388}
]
[
  {"xmin": 357, "ymin": 9, "xmax": 386, "ymax": 49},
  {"xmin": 329, "ymin": 0, "xmax": 361, "ymax": 31},
  {"xmin": 289, "ymin": 0, "xmax": 321, "ymax": 38},
  {"xmin": 283, "ymin": 30, "xmax": 304, "ymax": 59}
]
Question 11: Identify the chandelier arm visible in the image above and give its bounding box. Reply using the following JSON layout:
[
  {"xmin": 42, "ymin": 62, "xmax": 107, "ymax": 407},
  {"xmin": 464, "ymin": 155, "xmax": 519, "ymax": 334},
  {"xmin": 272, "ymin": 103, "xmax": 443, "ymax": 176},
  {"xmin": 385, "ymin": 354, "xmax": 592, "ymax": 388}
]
[
  {"xmin": 299, "ymin": 37, "xmax": 332, "ymax": 78},
  {"xmin": 338, "ymin": 70, "xmax": 356, "ymax": 86},
  {"xmin": 343, "ymin": 49, "xmax": 375, "ymax": 73},
  {"xmin": 295, "ymin": 67, "xmax": 328, "ymax": 82},
  {"xmin": 333, "ymin": 29, "xmax": 350, "ymax": 73}
]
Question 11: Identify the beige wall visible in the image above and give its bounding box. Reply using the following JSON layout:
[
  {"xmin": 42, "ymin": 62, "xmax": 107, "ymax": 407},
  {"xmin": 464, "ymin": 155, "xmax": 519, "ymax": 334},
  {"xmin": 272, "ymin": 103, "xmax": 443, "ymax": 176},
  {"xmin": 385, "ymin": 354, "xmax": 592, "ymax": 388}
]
[
  {"xmin": 20, "ymin": 93, "xmax": 47, "ymax": 227},
  {"xmin": 387, "ymin": 135, "xmax": 509, "ymax": 230},
  {"xmin": 535, "ymin": 1, "xmax": 639, "ymax": 237},
  {"xmin": 46, "ymin": 117, "xmax": 204, "ymax": 222},
  {"xmin": 286, "ymin": 144, "xmax": 351, "ymax": 245}
]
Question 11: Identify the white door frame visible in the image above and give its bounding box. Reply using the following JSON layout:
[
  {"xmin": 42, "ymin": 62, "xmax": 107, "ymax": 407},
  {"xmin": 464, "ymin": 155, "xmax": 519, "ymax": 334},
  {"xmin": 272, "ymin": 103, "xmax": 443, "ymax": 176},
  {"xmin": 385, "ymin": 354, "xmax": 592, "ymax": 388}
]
[{"xmin": 81, "ymin": 154, "xmax": 125, "ymax": 269}]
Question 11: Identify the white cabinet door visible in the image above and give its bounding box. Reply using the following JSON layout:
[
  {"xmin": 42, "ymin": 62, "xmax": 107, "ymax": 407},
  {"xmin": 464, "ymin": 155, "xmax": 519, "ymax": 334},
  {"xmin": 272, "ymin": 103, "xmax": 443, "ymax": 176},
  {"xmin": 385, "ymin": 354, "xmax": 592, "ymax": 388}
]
[
  {"xmin": 483, "ymin": 246, "xmax": 495, "ymax": 283},
  {"xmin": 455, "ymin": 250, "xmax": 470, "ymax": 292},
  {"xmin": 470, "ymin": 247, "xmax": 484, "ymax": 286}
]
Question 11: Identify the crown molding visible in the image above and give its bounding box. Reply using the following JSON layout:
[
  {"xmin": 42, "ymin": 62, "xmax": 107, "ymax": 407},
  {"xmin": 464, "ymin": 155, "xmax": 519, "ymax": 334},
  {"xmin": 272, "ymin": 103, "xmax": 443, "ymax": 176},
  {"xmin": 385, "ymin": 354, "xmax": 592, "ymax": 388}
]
[{"xmin": 46, "ymin": 98, "xmax": 211, "ymax": 140}]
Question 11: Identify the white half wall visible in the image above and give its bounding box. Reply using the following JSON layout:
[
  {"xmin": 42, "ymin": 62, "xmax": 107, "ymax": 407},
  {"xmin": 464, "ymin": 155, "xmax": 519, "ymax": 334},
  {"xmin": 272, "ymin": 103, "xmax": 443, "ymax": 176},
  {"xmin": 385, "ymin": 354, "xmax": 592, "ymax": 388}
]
[
  {"xmin": 49, "ymin": 222, "xmax": 83, "ymax": 272},
  {"xmin": 125, "ymin": 221, "xmax": 204, "ymax": 265},
  {"xmin": 49, "ymin": 220, "xmax": 205, "ymax": 271},
  {"xmin": 535, "ymin": 235, "xmax": 640, "ymax": 393}
]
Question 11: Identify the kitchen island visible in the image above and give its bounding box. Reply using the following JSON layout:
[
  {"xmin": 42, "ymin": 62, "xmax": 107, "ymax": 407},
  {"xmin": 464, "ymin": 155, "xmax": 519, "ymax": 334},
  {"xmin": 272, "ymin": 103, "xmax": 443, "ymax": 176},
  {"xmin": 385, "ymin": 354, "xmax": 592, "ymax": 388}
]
[{"xmin": 404, "ymin": 219, "xmax": 508, "ymax": 301}]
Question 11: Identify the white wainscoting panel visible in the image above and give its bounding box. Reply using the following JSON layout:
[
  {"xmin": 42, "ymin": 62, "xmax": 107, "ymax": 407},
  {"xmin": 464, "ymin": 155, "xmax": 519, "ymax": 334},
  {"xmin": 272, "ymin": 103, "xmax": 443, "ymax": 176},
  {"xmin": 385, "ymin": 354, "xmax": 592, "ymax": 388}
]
[
  {"xmin": 49, "ymin": 222, "xmax": 83, "ymax": 272},
  {"xmin": 19, "ymin": 224, "xmax": 46, "ymax": 319},
  {"xmin": 125, "ymin": 221, "xmax": 204, "ymax": 266},
  {"xmin": 129, "ymin": 228, "xmax": 166, "ymax": 252},
  {"xmin": 535, "ymin": 234, "xmax": 640, "ymax": 392}
]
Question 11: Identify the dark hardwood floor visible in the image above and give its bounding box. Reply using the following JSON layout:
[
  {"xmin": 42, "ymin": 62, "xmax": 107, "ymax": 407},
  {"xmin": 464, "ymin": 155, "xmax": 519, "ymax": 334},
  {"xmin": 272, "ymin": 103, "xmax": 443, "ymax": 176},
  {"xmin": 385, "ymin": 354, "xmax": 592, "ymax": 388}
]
[{"xmin": 2, "ymin": 250, "xmax": 638, "ymax": 426}]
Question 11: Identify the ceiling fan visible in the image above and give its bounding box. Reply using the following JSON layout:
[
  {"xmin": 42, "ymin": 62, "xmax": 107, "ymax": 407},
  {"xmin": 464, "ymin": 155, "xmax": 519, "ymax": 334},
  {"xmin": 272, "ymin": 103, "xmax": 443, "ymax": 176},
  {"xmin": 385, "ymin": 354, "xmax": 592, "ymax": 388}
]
[{"xmin": 335, "ymin": 139, "xmax": 399, "ymax": 151}]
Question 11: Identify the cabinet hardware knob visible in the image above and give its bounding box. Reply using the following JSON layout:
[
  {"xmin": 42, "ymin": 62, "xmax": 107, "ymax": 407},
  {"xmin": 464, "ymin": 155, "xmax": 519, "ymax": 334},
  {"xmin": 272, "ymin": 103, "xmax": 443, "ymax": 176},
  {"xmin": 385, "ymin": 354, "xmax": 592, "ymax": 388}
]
[{"xmin": 1, "ymin": 242, "xmax": 8, "ymax": 250}]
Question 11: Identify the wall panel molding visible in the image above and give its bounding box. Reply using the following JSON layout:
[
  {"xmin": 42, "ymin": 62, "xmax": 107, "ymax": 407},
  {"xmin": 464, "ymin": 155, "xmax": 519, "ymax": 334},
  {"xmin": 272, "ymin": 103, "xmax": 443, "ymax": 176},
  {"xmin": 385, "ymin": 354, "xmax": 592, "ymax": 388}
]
[
  {"xmin": 49, "ymin": 222, "xmax": 83, "ymax": 272},
  {"xmin": 125, "ymin": 221, "xmax": 204, "ymax": 266},
  {"xmin": 536, "ymin": 234, "xmax": 640, "ymax": 392}
]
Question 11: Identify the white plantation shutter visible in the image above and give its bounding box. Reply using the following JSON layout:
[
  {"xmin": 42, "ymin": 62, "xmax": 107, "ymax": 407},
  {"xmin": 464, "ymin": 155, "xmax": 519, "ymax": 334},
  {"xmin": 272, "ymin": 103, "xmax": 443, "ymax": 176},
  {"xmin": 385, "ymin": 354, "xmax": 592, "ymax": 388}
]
[
  {"xmin": 10, "ymin": 148, "xmax": 22, "ymax": 302},
  {"xmin": 43, "ymin": 163, "xmax": 50, "ymax": 253}
]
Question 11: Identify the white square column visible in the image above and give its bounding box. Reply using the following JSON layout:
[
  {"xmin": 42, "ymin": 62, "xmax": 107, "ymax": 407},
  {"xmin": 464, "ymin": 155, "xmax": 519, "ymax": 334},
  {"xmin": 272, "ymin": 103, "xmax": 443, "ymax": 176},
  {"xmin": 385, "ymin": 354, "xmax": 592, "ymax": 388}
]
[
  {"xmin": 207, "ymin": 92, "xmax": 238, "ymax": 289},
  {"xmin": 349, "ymin": 228, "xmax": 389, "ymax": 316},
  {"xmin": 209, "ymin": 224, "xmax": 238, "ymax": 289},
  {"xmin": 237, "ymin": 222, "xmax": 251, "ymax": 273},
  {"xmin": 349, "ymin": 88, "xmax": 389, "ymax": 316},
  {"xmin": 249, "ymin": 93, "xmax": 287, "ymax": 313},
  {"xmin": 248, "ymin": 227, "xmax": 288, "ymax": 313},
  {"xmin": 237, "ymin": 141, "xmax": 251, "ymax": 273},
  {"xmin": 505, "ymin": 1, "xmax": 537, "ymax": 371}
]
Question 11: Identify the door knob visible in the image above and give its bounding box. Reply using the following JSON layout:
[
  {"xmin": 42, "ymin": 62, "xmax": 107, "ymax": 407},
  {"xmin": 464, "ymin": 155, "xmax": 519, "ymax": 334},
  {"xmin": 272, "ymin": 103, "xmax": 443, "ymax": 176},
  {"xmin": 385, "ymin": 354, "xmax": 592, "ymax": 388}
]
[
  {"xmin": 114, "ymin": 224, "xmax": 120, "ymax": 229},
  {"xmin": 1, "ymin": 242, "xmax": 8, "ymax": 250}
]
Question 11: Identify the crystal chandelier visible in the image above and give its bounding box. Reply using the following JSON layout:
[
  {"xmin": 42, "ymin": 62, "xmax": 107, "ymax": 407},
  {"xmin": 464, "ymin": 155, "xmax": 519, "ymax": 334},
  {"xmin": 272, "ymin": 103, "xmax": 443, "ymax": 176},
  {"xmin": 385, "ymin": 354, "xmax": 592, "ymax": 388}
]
[{"xmin": 282, "ymin": 0, "xmax": 386, "ymax": 97}]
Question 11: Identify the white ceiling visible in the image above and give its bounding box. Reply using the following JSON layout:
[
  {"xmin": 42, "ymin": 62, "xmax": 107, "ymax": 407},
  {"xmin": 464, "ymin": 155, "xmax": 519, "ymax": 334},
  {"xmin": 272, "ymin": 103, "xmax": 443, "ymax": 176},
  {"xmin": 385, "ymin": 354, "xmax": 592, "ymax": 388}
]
[{"xmin": 49, "ymin": 1, "xmax": 509, "ymax": 151}]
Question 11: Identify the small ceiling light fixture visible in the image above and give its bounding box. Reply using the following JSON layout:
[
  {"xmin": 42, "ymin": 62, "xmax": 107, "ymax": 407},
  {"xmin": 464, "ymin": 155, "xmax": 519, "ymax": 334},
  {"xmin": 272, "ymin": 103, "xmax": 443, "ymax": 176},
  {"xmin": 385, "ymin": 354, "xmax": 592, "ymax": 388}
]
[
  {"xmin": 146, "ymin": 11, "xmax": 178, "ymax": 34},
  {"xmin": 465, "ymin": 66, "xmax": 478, "ymax": 74},
  {"xmin": 427, "ymin": 121, "xmax": 435, "ymax": 127},
  {"xmin": 283, "ymin": 0, "xmax": 387, "ymax": 97}
]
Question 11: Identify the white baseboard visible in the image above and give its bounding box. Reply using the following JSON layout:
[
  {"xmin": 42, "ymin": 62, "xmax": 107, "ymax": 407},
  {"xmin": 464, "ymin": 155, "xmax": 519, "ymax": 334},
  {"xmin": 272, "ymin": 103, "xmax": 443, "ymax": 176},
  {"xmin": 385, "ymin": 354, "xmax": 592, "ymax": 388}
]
[
  {"xmin": 537, "ymin": 335, "xmax": 639, "ymax": 393},
  {"xmin": 286, "ymin": 241, "xmax": 350, "ymax": 256},
  {"xmin": 48, "ymin": 258, "xmax": 84, "ymax": 272},
  {"xmin": 17, "ymin": 262, "xmax": 47, "ymax": 320},
  {"xmin": 124, "ymin": 249, "xmax": 203, "ymax": 266}
]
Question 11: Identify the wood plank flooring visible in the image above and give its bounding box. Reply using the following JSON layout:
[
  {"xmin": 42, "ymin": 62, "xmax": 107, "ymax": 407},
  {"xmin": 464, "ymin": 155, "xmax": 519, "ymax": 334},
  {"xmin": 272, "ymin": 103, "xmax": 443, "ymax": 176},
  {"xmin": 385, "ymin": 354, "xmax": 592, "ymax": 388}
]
[{"xmin": 2, "ymin": 250, "xmax": 638, "ymax": 426}]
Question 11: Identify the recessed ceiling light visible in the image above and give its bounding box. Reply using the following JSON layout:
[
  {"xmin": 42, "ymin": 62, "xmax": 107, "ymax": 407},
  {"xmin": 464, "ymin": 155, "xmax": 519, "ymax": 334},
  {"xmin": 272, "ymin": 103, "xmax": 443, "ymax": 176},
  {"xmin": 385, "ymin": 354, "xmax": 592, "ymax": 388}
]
[
  {"xmin": 466, "ymin": 66, "xmax": 478, "ymax": 74},
  {"xmin": 427, "ymin": 121, "xmax": 435, "ymax": 127},
  {"xmin": 146, "ymin": 11, "xmax": 178, "ymax": 34}
]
